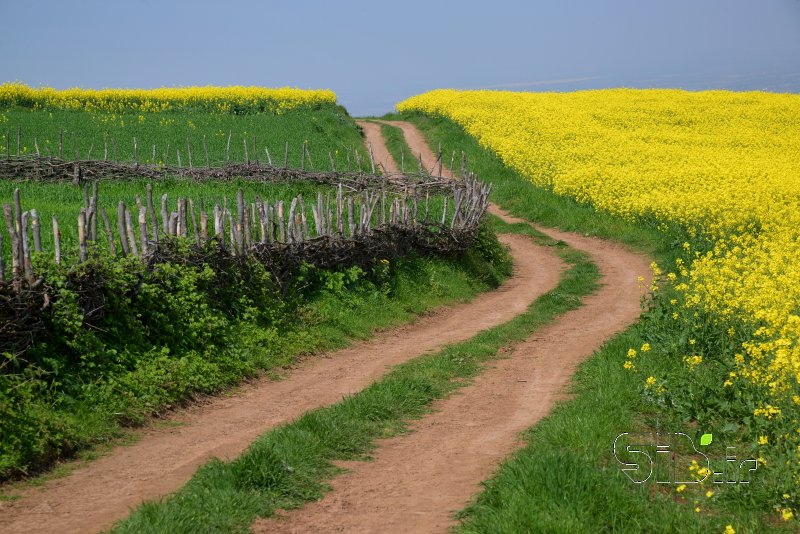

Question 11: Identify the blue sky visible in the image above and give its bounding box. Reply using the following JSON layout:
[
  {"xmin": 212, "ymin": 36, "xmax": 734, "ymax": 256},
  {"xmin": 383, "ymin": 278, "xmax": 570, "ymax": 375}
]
[{"xmin": 1, "ymin": 0, "xmax": 798, "ymax": 116}]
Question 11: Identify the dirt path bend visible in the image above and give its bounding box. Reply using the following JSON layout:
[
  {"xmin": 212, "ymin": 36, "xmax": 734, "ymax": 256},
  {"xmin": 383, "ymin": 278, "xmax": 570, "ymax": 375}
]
[
  {"xmin": 252, "ymin": 121, "xmax": 652, "ymax": 533},
  {"xmin": 0, "ymin": 213, "xmax": 563, "ymax": 531}
]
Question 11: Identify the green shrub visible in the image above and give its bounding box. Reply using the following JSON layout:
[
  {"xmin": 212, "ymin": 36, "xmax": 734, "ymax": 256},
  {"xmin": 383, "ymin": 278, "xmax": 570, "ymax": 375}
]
[{"xmin": 0, "ymin": 226, "xmax": 512, "ymax": 481}]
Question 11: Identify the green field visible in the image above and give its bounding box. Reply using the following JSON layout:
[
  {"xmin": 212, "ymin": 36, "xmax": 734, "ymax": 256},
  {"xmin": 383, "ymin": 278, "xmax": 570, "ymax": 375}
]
[
  {"xmin": 2, "ymin": 179, "xmax": 330, "ymax": 259},
  {"xmin": 0, "ymin": 102, "xmax": 489, "ymax": 484},
  {"xmin": 0, "ymin": 105, "xmax": 368, "ymax": 170},
  {"xmin": 1, "ymin": 104, "xmax": 371, "ymax": 261}
]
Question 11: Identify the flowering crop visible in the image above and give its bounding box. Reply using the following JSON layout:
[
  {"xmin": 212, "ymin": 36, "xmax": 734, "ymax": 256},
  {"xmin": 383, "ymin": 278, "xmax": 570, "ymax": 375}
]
[
  {"xmin": 0, "ymin": 83, "xmax": 337, "ymax": 115},
  {"xmin": 399, "ymin": 88, "xmax": 800, "ymax": 504}
]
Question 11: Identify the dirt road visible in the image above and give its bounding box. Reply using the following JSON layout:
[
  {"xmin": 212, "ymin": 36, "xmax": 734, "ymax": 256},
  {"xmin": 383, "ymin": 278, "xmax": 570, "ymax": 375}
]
[
  {"xmin": 251, "ymin": 121, "xmax": 651, "ymax": 533},
  {"xmin": 0, "ymin": 155, "xmax": 564, "ymax": 533}
]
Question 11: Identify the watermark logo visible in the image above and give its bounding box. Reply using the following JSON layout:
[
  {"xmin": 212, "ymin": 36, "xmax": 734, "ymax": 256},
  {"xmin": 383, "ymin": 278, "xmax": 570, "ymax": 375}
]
[{"xmin": 613, "ymin": 432, "xmax": 758, "ymax": 484}]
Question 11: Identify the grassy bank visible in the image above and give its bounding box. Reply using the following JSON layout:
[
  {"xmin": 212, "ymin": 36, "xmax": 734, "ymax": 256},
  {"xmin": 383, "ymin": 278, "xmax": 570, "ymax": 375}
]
[
  {"xmin": 111, "ymin": 217, "xmax": 600, "ymax": 533},
  {"xmin": 397, "ymin": 112, "xmax": 788, "ymax": 532},
  {"xmin": 0, "ymin": 223, "xmax": 509, "ymax": 484}
]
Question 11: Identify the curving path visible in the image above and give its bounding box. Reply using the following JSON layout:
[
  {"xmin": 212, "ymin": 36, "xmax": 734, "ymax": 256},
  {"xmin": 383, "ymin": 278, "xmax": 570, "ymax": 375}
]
[
  {"xmin": 251, "ymin": 120, "xmax": 652, "ymax": 533},
  {"xmin": 0, "ymin": 157, "xmax": 565, "ymax": 532}
]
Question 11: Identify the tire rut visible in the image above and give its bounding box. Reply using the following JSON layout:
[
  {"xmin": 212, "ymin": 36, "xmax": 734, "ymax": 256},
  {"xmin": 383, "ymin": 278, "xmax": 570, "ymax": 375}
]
[{"xmin": 251, "ymin": 120, "xmax": 651, "ymax": 533}]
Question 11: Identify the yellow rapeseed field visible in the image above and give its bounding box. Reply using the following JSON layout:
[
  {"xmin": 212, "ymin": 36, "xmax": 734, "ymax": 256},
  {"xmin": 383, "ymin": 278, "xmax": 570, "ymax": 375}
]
[
  {"xmin": 0, "ymin": 83, "xmax": 337, "ymax": 114},
  {"xmin": 398, "ymin": 88, "xmax": 800, "ymax": 438}
]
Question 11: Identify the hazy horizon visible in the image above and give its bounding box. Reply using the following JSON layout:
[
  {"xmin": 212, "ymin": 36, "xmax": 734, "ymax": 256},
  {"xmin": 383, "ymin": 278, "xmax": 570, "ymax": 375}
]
[{"xmin": 1, "ymin": 0, "xmax": 798, "ymax": 116}]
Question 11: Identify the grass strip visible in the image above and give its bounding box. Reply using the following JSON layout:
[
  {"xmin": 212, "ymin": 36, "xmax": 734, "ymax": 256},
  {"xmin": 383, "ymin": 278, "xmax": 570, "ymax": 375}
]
[
  {"xmin": 399, "ymin": 113, "xmax": 786, "ymax": 533},
  {"xmin": 0, "ymin": 243, "xmax": 505, "ymax": 489},
  {"xmin": 377, "ymin": 122, "xmax": 423, "ymax": 174},
  {"xmin": 111, "ymin": 220, "xmax": 600, "ymax": 533}
]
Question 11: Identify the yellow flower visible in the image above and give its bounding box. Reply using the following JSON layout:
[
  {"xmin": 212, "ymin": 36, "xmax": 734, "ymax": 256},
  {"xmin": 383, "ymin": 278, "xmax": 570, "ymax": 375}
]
[
  {"xmin": 781, "ymin": 508, "xmax": 794, "ymax": 521},
  {"xmin": 650, "ymin": 261, "xmax": 662, "ymax": 276},
  {"xmin": 627, "ymin": 348, "xmax": 637, "ymax": 358},
  {"xmin": 695, "ymin": 506, "xmax": 701, "ymax": 513},
  {"xmin": 397, "ymin": 88, "xmax": 800, "ymax": 472},
  {"xmin": 676, "ymin": 484, "xmax": 687, "ymax": 492},
  {"xmin": 623, "ymin": 360, "xmax": 635, "ymax": 370},
  {"xmin": 723, "ymin": 525, "xmax": 735, "ymax": 534},
  {"xmin": 640, "ymin": 343, "xmax": 651, "ymax": 352},
  {"xmin": 754, "ymin": 405, "xmax": 781, "ymax": 419},
  {"xmin": 645, "ymin": 376, "xmax": 657, "ymax": 388},
  {"xmin": 684, "ymin": 355, "xmax": 703, "ymax": 369},
  {"xmin": 706, "ymin": 490, "xmax": 714, "ymax": 498},
  {"xmin": 0, "ymin": 82, "xmax": 337, "ymax": 114},
  {"xmin": 758, "ymin": 436, "xmax": 769, "ymax": 445}
]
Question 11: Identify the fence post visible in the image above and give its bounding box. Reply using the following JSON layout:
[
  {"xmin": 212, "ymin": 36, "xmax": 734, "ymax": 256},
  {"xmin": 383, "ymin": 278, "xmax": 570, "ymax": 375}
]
[{"xmin": 52, "ymin": 215, "xmax": 61, "ymax": 265}]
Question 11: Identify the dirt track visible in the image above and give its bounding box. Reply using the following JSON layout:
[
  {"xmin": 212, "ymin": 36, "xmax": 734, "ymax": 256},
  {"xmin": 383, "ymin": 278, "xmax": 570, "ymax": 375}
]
[
  {"xmin": 251, "ymin": 121, "xmax": 651, "ymax": 533},
  {"xmin": 0, "ymin": 148, "xmax": 565, "ymax": 532},
  {"xmin": 356, "ymin": 120, "xmax": 397, "ymax": 174}
]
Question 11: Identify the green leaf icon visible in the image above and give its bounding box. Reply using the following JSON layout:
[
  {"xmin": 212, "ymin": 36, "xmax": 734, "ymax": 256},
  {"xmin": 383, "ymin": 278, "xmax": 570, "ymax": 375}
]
[{"xmin": 700, "ymin": 433, "xmax": 713, "ymax": 446}]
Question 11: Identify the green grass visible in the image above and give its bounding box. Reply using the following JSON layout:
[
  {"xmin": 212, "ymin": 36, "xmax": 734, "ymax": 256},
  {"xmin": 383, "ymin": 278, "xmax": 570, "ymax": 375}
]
[
  {"xmin": 377, "ymin": 122, "xmax": 423, "ymax": 174},
  {"xmin": 0, "ymin": 104, "xmax": 485, "ymax": 485},
  {"xmin": 395, "ymin": 112, "xmax": 787, "ymax": 532},
  {"xmin": 0, "ymin": 177, "xmax": 457, "ymax": 267},
  {"xmin": 0, "ymin": 105, "xmax": 368, "ymax": 170},
  {"xmin": 0, "ymin": 234, "xmax": 510, "ymax": 489},
  {"xmin": 0, "ymin": 108, "xmax": 458, "ymax": 268},
  {"xmin": 111, "ymin": 217, "xmax": 600, "ymax": 533},
  {"xmin": 0, "ymin": 103, "xmax": 371, "ymax": 263},
  {"xmin": 1, "ymin": 179, "xmax": 332, "ymax": 259}
]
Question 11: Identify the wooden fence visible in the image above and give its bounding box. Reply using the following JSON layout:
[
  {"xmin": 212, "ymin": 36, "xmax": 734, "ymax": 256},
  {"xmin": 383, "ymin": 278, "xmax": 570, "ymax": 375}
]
[
  {"xmin": 1, "ymin": 126, "xmax": 452, "ymax": 192},
  {"xmin": 1, "ymin": 176, "xmax": 491, "ymax": 289}
]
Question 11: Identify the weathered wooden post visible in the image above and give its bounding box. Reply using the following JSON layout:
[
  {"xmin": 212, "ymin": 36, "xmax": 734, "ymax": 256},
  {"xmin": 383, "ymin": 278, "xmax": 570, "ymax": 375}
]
[
  {"xmin": 117, "ymin": 201, "xmax": 130, "ymax": 256},
  {"xmin": 77, "ymin": 209, "xmax": 88, "ymax": 263},
  {"xmin": 126, "ymin": 208, "xmax": 139, "ymax": 254},
  {"xmin": 30, "ymin": 209, "xmax": 42, "ymax": 252},
  {"xmin": 100, "ymin": 208, "xmax": 116, "ymax": 256},
  {"xmin": 146, "ymin": 184, "xmax": 159, "ymax": 243},
  {"xmin": 52, "ymin": 215, "xmax": 61, "ymax": 264},
  {"xmin": 276, "ymin": 200, "xmax": 285, "ymax": 242},
  {"xmin": 199, "ymin": 199, "xmax": 208, "ymax": 241},
  {"xmin": 3, "ymin": 204, "xmax": 20, "ymax": 280},
  {"xmin": 189, "ymin": 199, "xmax": 200, "ymax": 246}
]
